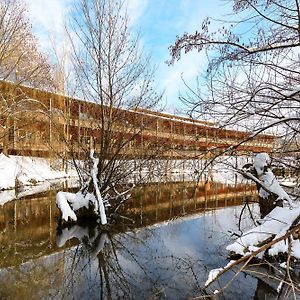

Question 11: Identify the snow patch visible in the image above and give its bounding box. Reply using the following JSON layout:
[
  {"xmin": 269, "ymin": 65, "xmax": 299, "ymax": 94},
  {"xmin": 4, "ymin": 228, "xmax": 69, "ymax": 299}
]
[
  {"xmin": 205, "ymin": 260, "xmax": 235, "ymax": 287},
  {"xmin": 56, "ymin": 192, "xmax": 78, "ymax": 222},
  {"xmin": 227, "ymin": 205, "xmax": 300, "ymax": 256},
  {"xmin": 0, "ymin": 154, "xmax": 77, "ymax": 190},
  {"xmin": 291, "ymin": 240, "xmax": 300, "ymax": 259},
  {"xmin": 253, "ymin": 153, "xmax": 271, "ymax": 176},
  {"xmin": 205, "ymin": 268, "xmax": 223, "ymax": 287},
  {"xmin": 277, "ymin": 281, "xmax": 283, "ymax": 293},
  {"xmin": 259, "ymin": 170, "xmax": 292, "ymax": 204}
]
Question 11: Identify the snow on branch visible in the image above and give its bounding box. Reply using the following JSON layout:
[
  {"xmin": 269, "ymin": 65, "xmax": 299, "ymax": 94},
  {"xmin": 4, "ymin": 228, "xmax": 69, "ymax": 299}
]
[
  {"xmin": 226, "ymin": 206, "xmax": 300, "ymax": 256},
  {"xmin": 56, "ymin": 150, "xmax": 107, "ymax": 225},
  {"xmin": 90, "ymin": 149, "xmax": 107, "ymax": 225},
  {"xmin": 239, "ymin": 153, "xmax": 293, "ymax": 207},
  {"xmin": 56, "ymin": 191, "xmax": 96, "ymax": 223},
  {"xmin": 203, "ymin": 153, "xmax": 300, "ymax": 294},
  {"xmin": 204, "ymin": 212, "xmax": 300, "ymax": 290}
]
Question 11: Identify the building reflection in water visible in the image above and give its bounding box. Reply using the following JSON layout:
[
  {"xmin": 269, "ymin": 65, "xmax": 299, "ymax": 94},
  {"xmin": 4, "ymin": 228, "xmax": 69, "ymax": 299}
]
[{"xmin": 0, "ymin": 180, "xmax": 258, "ymax": 299}]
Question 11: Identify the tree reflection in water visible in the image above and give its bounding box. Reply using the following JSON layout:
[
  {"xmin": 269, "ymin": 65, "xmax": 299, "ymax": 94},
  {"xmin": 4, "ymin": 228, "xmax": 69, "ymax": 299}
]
[
  {"xmin": 55, "ymin": 202, "xmax": 260, "ymax": 300},
  {"xmin": 56, "ymin": 222, "xmax": 205, "ymax": 299}
]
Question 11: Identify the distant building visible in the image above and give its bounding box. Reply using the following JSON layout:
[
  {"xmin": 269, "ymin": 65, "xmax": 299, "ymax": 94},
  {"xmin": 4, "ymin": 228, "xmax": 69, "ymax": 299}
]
[{"xmin": 0, "ymin": 81, "xmax": 276, "ymax": 159}]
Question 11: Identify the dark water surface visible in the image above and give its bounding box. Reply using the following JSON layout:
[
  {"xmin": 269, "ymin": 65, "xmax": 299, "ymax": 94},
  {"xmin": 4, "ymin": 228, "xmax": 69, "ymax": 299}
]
[{"xmin": 0, "ymin": 181, "xmax": 265, "ymax": 299}]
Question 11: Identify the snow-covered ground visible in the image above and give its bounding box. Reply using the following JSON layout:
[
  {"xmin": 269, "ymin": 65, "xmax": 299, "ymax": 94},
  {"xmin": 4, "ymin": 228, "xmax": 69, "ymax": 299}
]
[
  {"xmin": 0, "ymin": 154, "xmax": 78, "ymax": 190},
  {"xmin": 0, "ymin": 154, "xmax": 253, "ymax": 193},
  {"xmin": 0, "ymin": 177, "xmax": 80, "ymax": 206},
  {"xmin": 0, "ymin": 154, "xmax": 246, "ymax": 210}
]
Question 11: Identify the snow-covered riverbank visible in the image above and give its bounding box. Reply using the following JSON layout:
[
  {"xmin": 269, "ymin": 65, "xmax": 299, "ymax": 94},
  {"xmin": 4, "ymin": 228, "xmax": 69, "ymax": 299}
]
[
  {"xmin": 0, "ymin": 154, "xmax": 251, "ymax": 191},
  {"xmin": 0, "ymin": 154, "xmax": 78, "ymax": 190}
]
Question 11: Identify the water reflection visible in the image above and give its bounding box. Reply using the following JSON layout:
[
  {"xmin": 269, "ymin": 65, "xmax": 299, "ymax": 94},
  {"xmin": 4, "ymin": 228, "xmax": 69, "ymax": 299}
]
[
  {"xmin": 54, "ymin": 205, "xmax": 259, "ymax": 299},
  {"xmin": 124, "ymin": 181, "xmax": 256, "ymax": 228},
  {"xmin": 0, "ymin": 180, "xmax": 259, "ymax": 299},
  {"xmin": 51, "ymin": 216, "xmax": 248, "ymax": 299}
]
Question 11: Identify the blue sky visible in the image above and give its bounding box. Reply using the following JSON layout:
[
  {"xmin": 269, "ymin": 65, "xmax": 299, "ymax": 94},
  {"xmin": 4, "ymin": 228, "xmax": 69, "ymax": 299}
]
[{"xmin": 26, "ymin": 0, "xmax": 232, "ymax": 114}]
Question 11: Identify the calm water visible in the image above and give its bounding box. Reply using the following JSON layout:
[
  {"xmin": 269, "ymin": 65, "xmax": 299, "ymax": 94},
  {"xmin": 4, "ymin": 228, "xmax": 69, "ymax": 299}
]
[{"xmin": 0, "ymin": 180, "xmax": 274, "ymax": 299}]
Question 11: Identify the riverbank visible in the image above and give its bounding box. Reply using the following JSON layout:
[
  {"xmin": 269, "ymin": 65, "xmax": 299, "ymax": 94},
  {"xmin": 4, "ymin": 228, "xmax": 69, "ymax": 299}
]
[{"xmin": 0, "ymin": 153, "xmax": 77, "ymax": 190}]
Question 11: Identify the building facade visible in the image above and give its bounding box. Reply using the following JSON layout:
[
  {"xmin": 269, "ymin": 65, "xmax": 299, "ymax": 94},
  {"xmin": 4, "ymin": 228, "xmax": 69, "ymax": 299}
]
[{"xmin": 0, "ymin": 81, "xmax": 276, "ymax": 160}]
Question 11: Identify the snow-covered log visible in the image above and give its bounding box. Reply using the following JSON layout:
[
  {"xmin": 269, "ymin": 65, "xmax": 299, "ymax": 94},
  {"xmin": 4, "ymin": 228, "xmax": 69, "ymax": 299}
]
[{"xmin": 56, "ymin": 192, "xmax": 78, "ymax": 222}]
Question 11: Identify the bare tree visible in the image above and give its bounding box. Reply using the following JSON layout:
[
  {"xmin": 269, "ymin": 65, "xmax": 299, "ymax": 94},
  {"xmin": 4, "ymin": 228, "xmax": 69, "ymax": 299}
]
[
  {"xmin": 56, "ymin": 0, "xmax": 162, "ymax": 225},
  {"xmin": 168, "ymin": 0, "xmax": 300, "ymax": 296},
  {"xmin": 0, "ymin": 0, "xmax": 56, "ymax": 155},
  {"xmin": 0, "ymin": 0, "xmax": 55, "ymax": 88},
  {"xmin": 169, "ymin": 0, "xmax": 300, "ymax": 164}
]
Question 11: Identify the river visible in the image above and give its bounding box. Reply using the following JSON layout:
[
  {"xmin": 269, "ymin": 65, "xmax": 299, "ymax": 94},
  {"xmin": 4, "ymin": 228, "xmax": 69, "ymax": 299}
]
[{"xmin": 0, "ymin": 179, "xmax": 280, "ymax": 299}]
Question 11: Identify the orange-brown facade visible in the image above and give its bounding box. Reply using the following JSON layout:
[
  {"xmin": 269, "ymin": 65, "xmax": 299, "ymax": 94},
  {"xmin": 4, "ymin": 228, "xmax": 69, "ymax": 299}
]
[{"xmin": 0, "ymin": 80, "xmax": 276, "ymax": 159}]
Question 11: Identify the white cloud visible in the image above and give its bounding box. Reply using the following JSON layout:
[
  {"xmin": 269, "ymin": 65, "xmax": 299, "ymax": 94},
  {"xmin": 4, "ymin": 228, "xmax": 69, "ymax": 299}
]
[
  {"xmin": 25, "ymin": 0, "xmax": 228, "ymax": 112},
  {"xmin": 26, "ymin": 0, "xmax": 72, "ymax": 52},
  {"xmin": 26, "ymin": 0, "xmax": 70, "ymax": 33},
  {"xmin": 126, "ymin": 0, "xmax": 148, "ymax": 26},
  {"xmin": 158, "ymin": 50, "xmax": 207, "ymax": 113}
]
